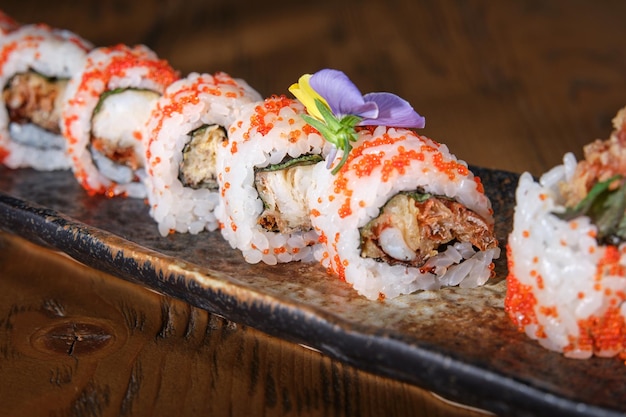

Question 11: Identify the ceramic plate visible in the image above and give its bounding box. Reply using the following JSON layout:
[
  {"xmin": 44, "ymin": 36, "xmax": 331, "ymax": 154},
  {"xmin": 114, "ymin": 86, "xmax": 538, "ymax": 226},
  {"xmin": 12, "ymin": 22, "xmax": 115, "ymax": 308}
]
[{"xmin": 0, "ymin": 165, "xmax": 624, "ymax": 417}]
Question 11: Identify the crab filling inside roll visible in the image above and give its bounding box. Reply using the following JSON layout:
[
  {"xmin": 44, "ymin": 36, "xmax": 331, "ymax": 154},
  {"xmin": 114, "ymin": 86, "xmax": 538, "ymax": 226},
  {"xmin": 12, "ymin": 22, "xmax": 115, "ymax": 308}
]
[
  {"xmin": 555, "ymin": 110, "xmax": 626, "ymax": 246},
  {"xmin": 2, "ymin": 71, "xmax": 67, "ymax": 149},
  {"xmin": 360, "ymin": 191, "xmax": 498, "ymax": 267},
  {"xmin": 90, "ymin": 88, "xmax": 159, "ymax": 183},
  {"xmin": 255, "ymin": 154, "xmax": 324, "ymax": 233},
  {"xmin": 178, "ymin": 124, "xmax": 226, "ymax": 190}
]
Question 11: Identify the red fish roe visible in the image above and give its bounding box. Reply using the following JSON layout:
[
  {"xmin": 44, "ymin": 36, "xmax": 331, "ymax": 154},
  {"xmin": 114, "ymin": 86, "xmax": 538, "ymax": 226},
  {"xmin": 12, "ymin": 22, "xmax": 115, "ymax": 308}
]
[
  {"xmin": 307, "ymin": 123, "xmax": 497, "ymax": 301},
  {"xmin": 328, "ymin": 128, "xmax": 489, "ymax": 223},
  {"xmin": 381, "ymin": 147, "xmax": 426, "ymax": 182},
  {"xmin": 338, "ymin": 198, "xmax": 352, "ymax": 219},
  {"xmin": 274, "ymin": 247, "xmax": 287, "ymax": 255},
  {"xmin": 76, "ymin": 44, "xmax": 178, "ymax": 99},
  {"xmin": 505, "ymin": 273, "xmax": 539, "ymax": 328},
  {"xmin": 431, "ymin": 152, "xmax": 467, "ymax": 181},
  {"xmin": 221, "ymin": 182, "xmax": 230, "ymax": 197},
  {"xmin": 332, "ymin": 250, "xmax": 346, "ymax": 281},
  {"xmin": 0, "ymin": 41, "xmax": 18, "ymax": 76},
  {"xmin": 246, "ymin": 95, "xmax": 295, "ymax": 137},
  {"xmin": 339, "ymin": 130, "xmax": 406, "ymax": 176},
  {"xmin": 302, "ymin": 124, "xmax": 318, "ymax": 135},
  {"xmin": 63, "ymin": 114, "xmax": 79, "ymax": 145},
  {"xmin": 505, "ymin": 245, "xmax": 539, "ymax": 329},
  {"xmin": 0, "ymin": 146, "xmax": 9, "ymax": 163},
  {"xmin": 565, "ymin": 306, "xmax": 626, "ymax": 356},
  {"xmin": 539, "ymin": 305, "xmax": 558, "ymax": 318},
  {"xmin": 509, "ymin": 235, "xmax": 626, "ymax": 358},
  {"xmin": 579, "ymin": 247, "xmax": 626, "ymax": 355},
  {"xmin": 63, "ymin": 45, "xmax": 179, "ymax": 196},
  {"xmin": 474, "ymin": 176, "xmax": 485, "ymax": 193},
  {"xmin": 149, "ymin": 94, "xmax": 200, "ymax": 142},
  {"xmin": 597, "ymin": 245, "xmax": 625, "ymax": 277}
]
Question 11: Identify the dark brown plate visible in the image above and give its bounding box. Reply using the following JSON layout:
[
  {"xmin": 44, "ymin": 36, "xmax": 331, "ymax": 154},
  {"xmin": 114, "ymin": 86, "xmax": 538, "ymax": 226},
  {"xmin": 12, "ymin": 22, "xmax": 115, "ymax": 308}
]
[{"xmin": 0, "ymin": 165, "xmax": 624, "ymax": 417}]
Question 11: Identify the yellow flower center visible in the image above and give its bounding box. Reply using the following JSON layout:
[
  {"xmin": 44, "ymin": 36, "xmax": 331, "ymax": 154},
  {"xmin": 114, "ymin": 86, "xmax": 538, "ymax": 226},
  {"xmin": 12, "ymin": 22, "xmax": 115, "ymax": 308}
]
[{"xmin": 288, "ymin": 74, "xmax": 330, "ymax": 121}]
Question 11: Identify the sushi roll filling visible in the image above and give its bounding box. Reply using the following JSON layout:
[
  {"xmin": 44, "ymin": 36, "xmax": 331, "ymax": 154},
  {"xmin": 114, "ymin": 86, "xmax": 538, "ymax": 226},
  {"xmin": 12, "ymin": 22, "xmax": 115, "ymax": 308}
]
[
  {"xmin": 3, "ymin": 70, "xmax": 67, "ymax": 149},
  {"xmin": 359, "ymin": 191, "xmax": 498, "ymax": 267},
  {"xmin": 178, "ymin": 124, "xmax": 226, "ymax": 190},
  {"xmin": 555, "ymin": 175, "xmax": 626, "ymax": 246},
  {"xmin": 89, "ymin": 88, "xmax": 158, "ymax": 182},
  {"xmin": 255, "ymin": 154, "xmax": 323, "ymax": 234},
  {"xmin": 555, "ymin": 111, "xmax": 626, "ymax": 246}
]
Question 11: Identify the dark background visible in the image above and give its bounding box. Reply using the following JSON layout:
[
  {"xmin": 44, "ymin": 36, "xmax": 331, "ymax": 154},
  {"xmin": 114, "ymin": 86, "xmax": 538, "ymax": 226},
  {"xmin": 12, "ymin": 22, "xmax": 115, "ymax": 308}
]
[{"xmin": 5, "ymin": 0, "xmax": 626, "ymax": 176}]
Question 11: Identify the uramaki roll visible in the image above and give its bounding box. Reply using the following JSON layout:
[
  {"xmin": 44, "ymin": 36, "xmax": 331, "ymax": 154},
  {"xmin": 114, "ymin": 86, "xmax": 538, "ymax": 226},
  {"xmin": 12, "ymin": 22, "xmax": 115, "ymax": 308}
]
[
  {"xmin": 144, "ymin": 71, "xmax": 262, "ymax": 236},
  {"xmin": 307, "ymin": 126, "xmax": 500, "ymax": 300},
  {"xmin": 62, "ymin": 44, "xmax": 179, "ymax": 198},
  {"xmin": 0, "ymin": 10, "xmax": 19, "ymax": 35},
  {"xmin": 215, "ymin": 95, "xmax": 330, "ymax": 265},
  {"xmin": 0, "ymin": 23, "xmax": 92, "ymax": 170},
  {"xmin": 506, "ymin": 108, "xmax": 626, "ymax": 360}
]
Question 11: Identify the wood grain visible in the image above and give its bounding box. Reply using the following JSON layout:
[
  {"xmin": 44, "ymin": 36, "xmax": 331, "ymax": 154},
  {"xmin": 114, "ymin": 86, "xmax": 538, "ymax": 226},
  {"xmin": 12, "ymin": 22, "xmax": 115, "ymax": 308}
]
[
  {"xmin": 2, "ymin": 0, "xmax": 626, "ymax": 415},
  {"xmin": 5, "ymin": 0, "xmax": 626, "ymax": 176},
  {"xmin": 0, "ymin": 232, "xmax": 488, "ymax": 417}
]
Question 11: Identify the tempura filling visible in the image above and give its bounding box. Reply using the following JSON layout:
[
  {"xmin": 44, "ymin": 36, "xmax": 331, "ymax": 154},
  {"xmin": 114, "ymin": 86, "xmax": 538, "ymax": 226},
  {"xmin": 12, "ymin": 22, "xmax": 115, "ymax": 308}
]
[
  {"xmin": 255, "ymin": 154, "xmax": 323, "ymax": 233},
  {"xmin": 359, "ymin": 191, "xmax": 498, "ymax": 267},
  {"xmin": 178, "ymin": 124, "xmax": 226, "ymax": 190},
  {"xmin": 90, "ymin": 88, "xmax": 158, "ymax": 183},
  {"xmin": 555, "ymin": 109, "xmax": 626, "ymax": 246},
  {"xmin": 2, "ymin": 70, "xmax": 67, "ymax": 149},
  {"xmin": 556, "ymin": 175, "xmax": 626, "ymax": 246}
]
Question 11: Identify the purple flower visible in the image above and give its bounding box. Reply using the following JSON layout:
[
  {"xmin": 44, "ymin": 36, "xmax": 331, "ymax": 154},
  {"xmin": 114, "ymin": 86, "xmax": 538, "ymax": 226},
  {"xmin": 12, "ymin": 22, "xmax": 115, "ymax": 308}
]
[
  {"xmin": 289, "ymin": 68, "xmax": 426, "ymax": 174},
  {"xmin": 309, "ymin": 69, "xmax": 425, "ymax": 128}
]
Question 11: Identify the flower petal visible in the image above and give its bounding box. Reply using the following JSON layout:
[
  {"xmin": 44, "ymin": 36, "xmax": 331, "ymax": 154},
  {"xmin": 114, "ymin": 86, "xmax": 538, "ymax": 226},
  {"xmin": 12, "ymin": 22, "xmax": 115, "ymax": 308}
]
[
  {"xmin": 360, "ymin": 92, "xmax": 426, "ymax": 128},
  {"xmin": 288, "ymin": 74, "xmax": 329, "ymax": 120},
  {"xmin": 310, "ymin": 69, "xmax": 378, "ymax": 119}
]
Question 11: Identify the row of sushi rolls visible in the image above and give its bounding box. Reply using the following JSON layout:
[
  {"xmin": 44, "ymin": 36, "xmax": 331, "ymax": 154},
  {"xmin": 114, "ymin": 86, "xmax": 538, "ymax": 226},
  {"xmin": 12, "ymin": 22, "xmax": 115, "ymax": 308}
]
[{"xmin": 2, "ymin": 10, "xmax": 626, "ymax": 363}]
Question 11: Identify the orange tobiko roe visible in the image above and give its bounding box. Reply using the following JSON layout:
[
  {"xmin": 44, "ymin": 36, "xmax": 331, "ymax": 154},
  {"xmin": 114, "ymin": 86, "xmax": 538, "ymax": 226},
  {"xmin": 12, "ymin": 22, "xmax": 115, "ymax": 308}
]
[
  {"xmin": 0, "ymin": 146, "xmax": 9, "ymax": 163},
  {"xmin": 0, "ymin": 40, "xmax": 19, "ymax": 77},
  {"xmin": 563, "ymin": 246, "xmax": 626, "ymax": 358},
  {"xmin": 330, "ymin": 128, "xmax": 474, "ymax": 220},
  {"xmin": 504, "ymin": 246, "xmax": 539, "ymax": 331},
  {"xmin": 247, "ymin": 95, "xmax": 295, "ymax": 137},
  {"xmin": 63, "ymin": 45, "xmax": 179, "ymax": 197},
  {"xmin": 506, "ymin": 242, "xmax": 626, "ymax": 361},
  {"xmin": 77, "ymin": 44, "xmax": 179, "ymax": 93}
]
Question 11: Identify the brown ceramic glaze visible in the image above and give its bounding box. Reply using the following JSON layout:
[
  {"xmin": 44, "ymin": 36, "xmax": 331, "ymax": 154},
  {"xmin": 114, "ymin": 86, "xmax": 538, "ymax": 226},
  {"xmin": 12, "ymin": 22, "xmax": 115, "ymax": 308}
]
[{"xmin": 0, "ymin": 166, "xmax": 624, "ymax": 417}]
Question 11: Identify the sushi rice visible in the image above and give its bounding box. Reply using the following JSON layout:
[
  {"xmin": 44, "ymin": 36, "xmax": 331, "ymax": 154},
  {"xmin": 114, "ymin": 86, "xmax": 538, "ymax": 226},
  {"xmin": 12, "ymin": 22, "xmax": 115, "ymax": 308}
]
[
  {"xmin": 0, "ymin": 23, "xmax": 92, "ymax": 170},
  {"xmin": 215, "ymin": 95, "xmax": 331, "ymax": 265},
  {"xmin": 307, "ymin": 125, "xmax": 500, "ymax": 300},
  {"xmin": 0, "ymin": 10, "xmax": 19, "ymax": 35},
  {"xmin": 506, "ymin": 153, "xmax": 626, "ymax": 359},
  {"xmin": 144, "ymin": 71, "xmax": 262, "ymax": 236},
  {"xmin": 62, "ymin": 43, "xmax": 179, "ymax": 198}
]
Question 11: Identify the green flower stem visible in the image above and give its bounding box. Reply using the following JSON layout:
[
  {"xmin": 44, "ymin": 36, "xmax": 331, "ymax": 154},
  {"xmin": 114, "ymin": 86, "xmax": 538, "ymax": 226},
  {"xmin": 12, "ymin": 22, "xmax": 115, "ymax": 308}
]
[
  {"xmin": 555, "ymin": 175, "xmax": 626, "ymax": 245},
  {"xmin": 301, "ymin": 99, "xmax": 362, "ymax": 174}
]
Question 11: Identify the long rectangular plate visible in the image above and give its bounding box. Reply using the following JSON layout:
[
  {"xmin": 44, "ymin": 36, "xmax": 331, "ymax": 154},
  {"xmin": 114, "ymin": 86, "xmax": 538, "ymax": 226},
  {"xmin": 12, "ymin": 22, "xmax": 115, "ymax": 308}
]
[{"xmin": 1, "ymin": 165, "xmax": 624, "ymax": 417}]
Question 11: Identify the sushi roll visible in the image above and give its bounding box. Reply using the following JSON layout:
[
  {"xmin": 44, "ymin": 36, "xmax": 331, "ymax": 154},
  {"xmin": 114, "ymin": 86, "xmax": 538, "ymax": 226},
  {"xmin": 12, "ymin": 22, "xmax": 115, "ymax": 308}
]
[
  {"xmin": 286, "ymin": 68, "xmax": 498, "ymax": 299},
  {"xmin": 307, "ymin": 126, "xmax": 500, "ymax": 300},
  {"xmin": 0, "ymin": 10, "xmax": 19, "ymax": 35},
  {"xmin": 62, "ymin": 44, "xmax": 179, "ymax": 198},
  {"xmin": 0, "ymin": 23, "xmax": 92, "ymax": 170},
  {"xmin": 505, "ymin": 107, "xmax": 626, "ymax": 360},
  {"xmin": 215, "ymin": 95, "xmax": 330, "ymax": 265},
  {"xmin": 144, "ymin": 71, "xmax": 262, "ymax": 236}
]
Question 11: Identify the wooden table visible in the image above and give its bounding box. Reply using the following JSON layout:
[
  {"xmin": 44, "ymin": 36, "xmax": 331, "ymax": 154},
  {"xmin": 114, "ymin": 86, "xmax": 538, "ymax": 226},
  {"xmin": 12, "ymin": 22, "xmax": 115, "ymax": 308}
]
[{"xmin": 2, "ymin": 1, "xmax": 626, "ymax": 416}]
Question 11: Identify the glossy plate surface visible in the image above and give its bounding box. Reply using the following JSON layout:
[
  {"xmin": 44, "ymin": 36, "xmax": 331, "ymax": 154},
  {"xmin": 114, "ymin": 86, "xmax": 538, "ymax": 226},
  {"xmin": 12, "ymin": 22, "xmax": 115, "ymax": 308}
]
[{"xmin": 0, "ymin": 165, "xmax": 624, "ymax": 417}]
